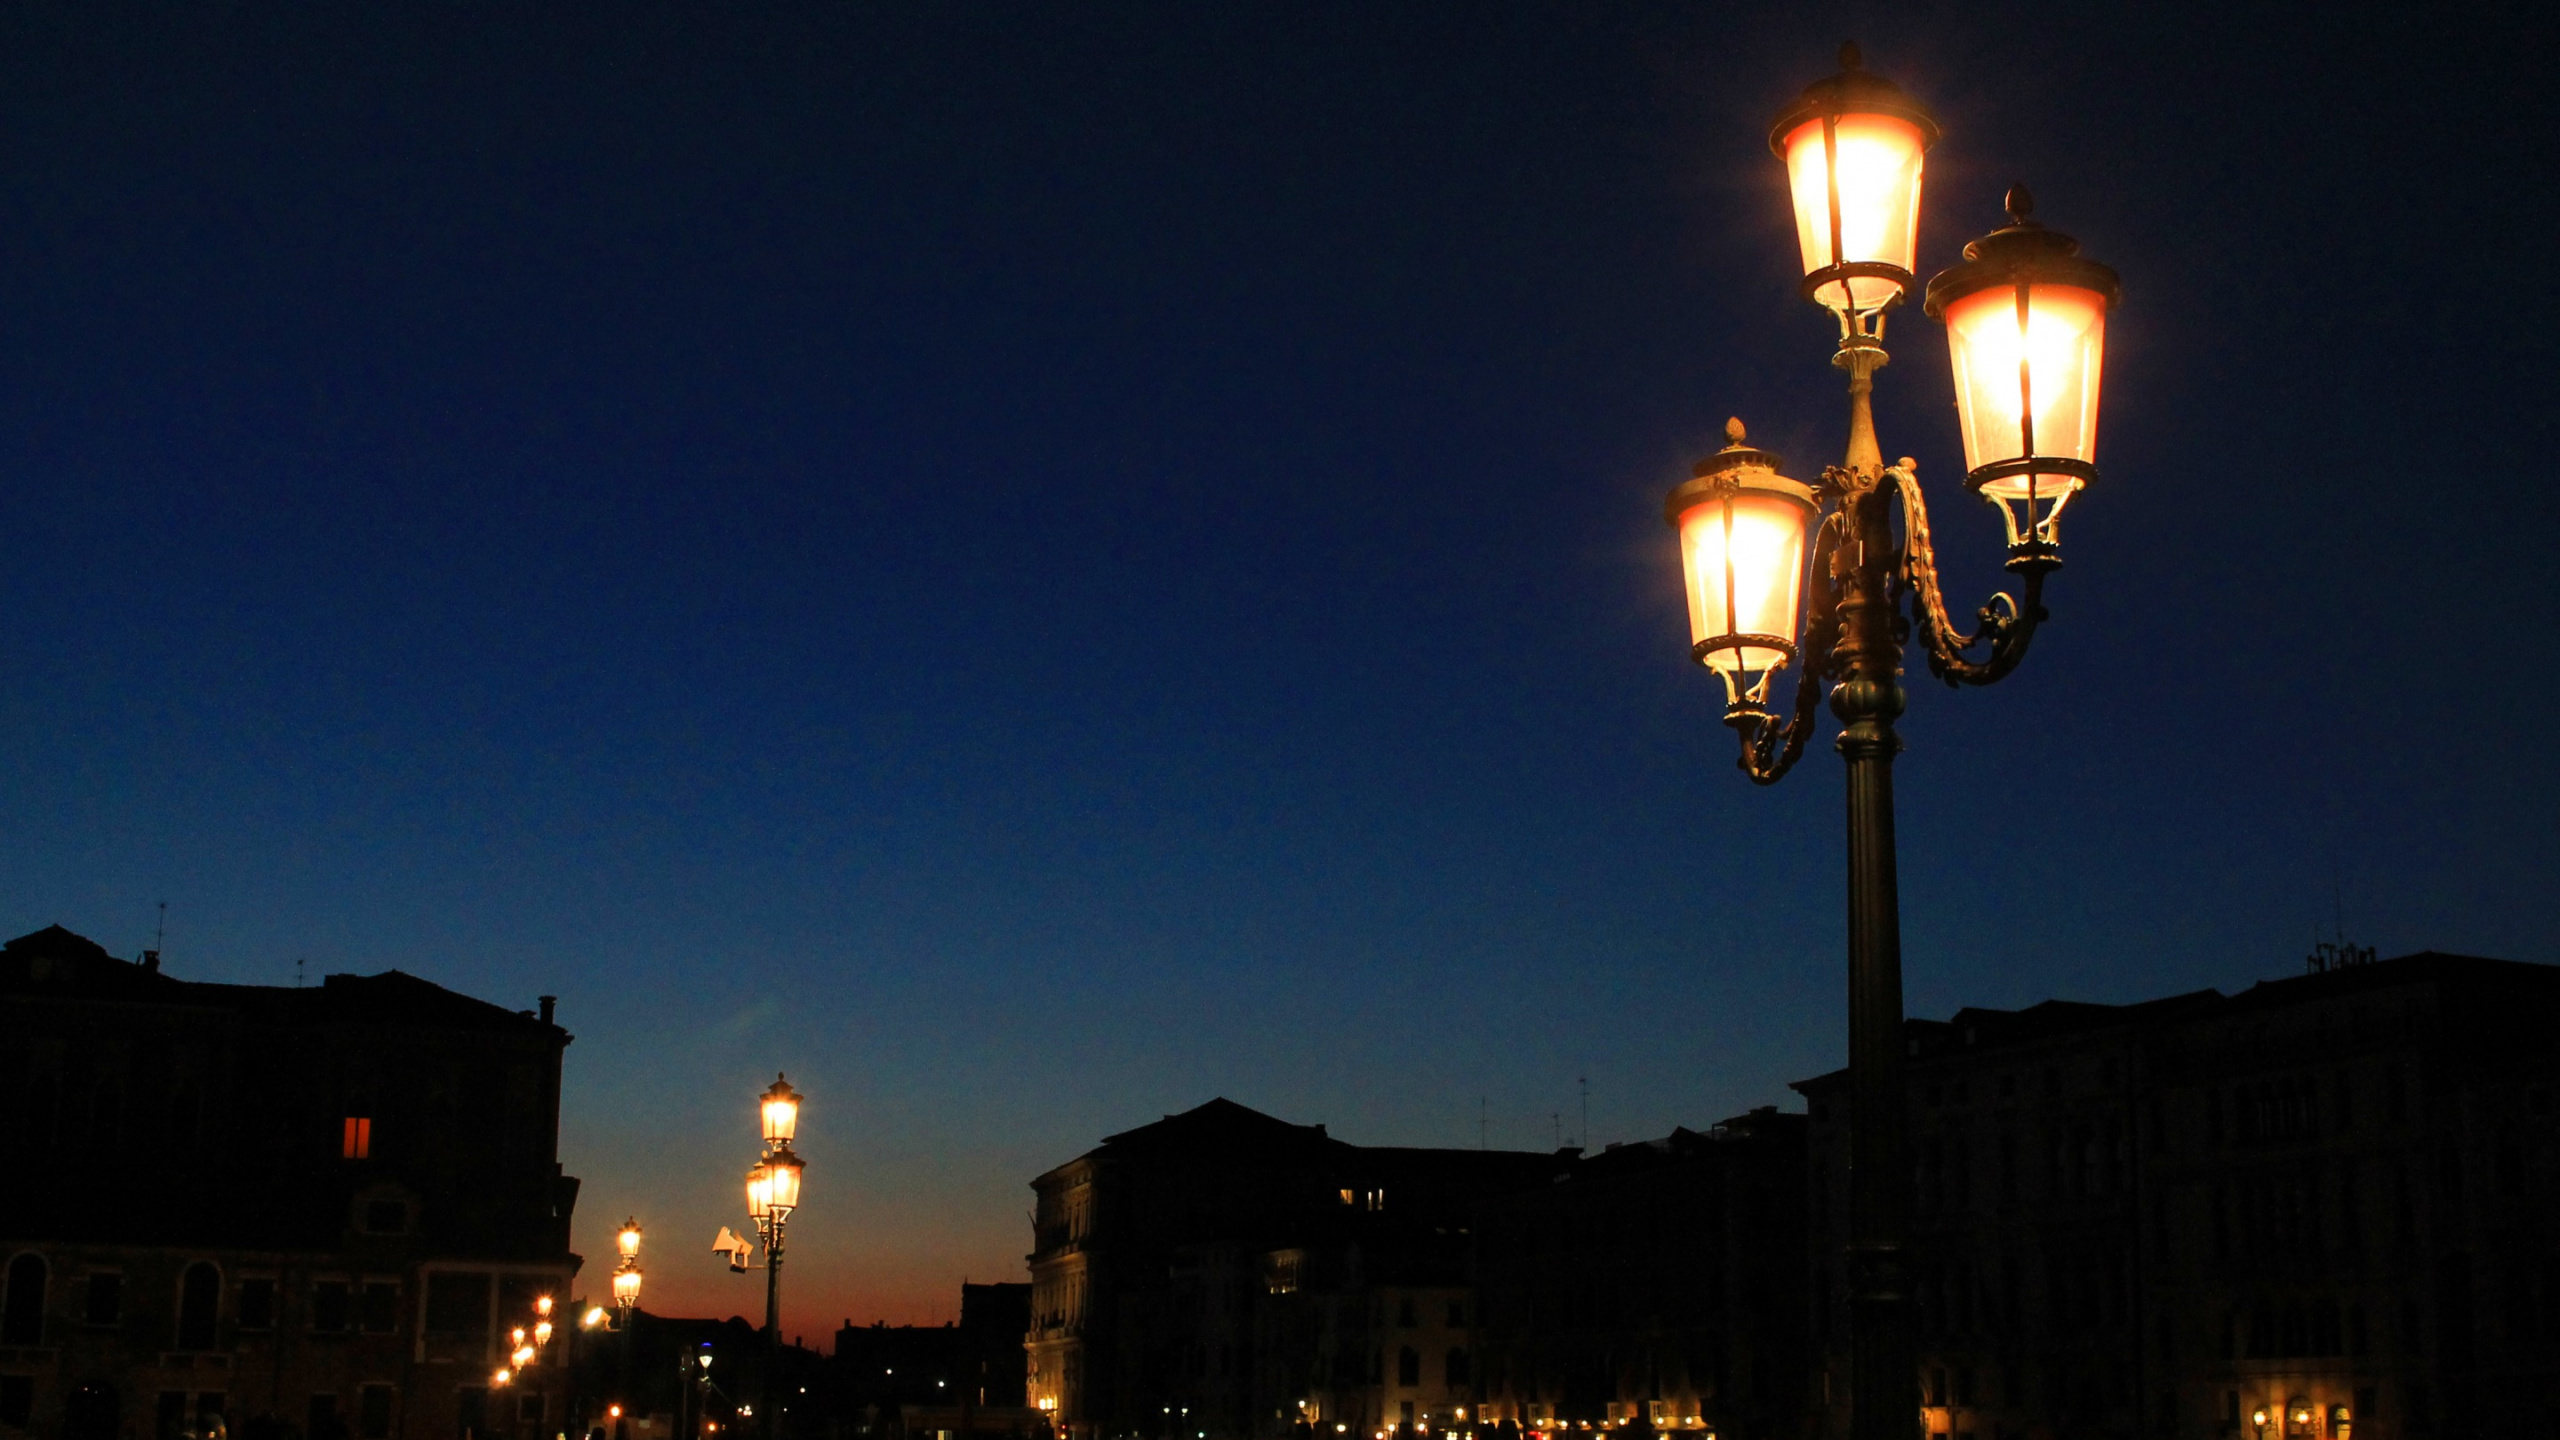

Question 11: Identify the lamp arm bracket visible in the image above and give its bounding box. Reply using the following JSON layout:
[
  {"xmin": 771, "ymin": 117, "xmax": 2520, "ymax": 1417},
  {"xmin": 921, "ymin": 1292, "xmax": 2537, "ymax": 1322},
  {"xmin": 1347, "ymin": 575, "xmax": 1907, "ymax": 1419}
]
[
  {"xmin": 1890, "ymin": 462, "xmax": 2048, "ymax": 686},
  {"xmin": 1730, "ymin": 510, "xmax": 1845, "ymax": 784}
]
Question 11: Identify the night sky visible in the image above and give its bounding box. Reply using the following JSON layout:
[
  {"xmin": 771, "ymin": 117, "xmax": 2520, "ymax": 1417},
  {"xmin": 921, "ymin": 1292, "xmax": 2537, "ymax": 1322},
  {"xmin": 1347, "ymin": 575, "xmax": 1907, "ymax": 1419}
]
[{"xmin": 4, "ymin": 2, "xmax": 2552, "ymax": 1330}]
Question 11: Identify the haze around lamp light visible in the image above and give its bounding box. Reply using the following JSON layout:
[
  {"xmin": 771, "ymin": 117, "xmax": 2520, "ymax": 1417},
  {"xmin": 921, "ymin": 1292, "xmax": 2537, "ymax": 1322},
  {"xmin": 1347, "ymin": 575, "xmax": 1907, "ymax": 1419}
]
[
  {"xmin": 611, "ymin": 1268, "xmax": 641, "ymax": 1306},
  {"xmin": 746, "ymin": 1162, "xmax": 774, "ymax": 1222},
  {"xmin": 616, "ymin": 1218, "xmax": 642, "ymax": 1260}
]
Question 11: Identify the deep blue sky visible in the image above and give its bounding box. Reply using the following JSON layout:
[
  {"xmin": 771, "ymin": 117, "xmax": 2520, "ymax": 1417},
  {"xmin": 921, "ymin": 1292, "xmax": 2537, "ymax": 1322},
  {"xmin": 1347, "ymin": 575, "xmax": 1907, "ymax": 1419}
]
[{"xmin": 3, "ymin": 1, "xmax": 2552, "ymax": 1326}]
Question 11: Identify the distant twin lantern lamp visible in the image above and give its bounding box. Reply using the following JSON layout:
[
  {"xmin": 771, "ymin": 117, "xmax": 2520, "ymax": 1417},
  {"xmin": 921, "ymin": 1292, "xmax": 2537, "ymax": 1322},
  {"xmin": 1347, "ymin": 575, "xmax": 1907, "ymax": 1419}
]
[{"xmin": 1658, "ymin": 43, "xmax": 2120, "ymax": 1440}]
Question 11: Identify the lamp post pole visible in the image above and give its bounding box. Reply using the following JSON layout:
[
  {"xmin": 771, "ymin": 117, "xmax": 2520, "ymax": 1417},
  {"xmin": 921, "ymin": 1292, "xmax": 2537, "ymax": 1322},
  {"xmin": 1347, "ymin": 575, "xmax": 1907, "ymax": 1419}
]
[{"xmin": 1661, "ymin": 44, "xmax": 2119, "ymax": 1440}]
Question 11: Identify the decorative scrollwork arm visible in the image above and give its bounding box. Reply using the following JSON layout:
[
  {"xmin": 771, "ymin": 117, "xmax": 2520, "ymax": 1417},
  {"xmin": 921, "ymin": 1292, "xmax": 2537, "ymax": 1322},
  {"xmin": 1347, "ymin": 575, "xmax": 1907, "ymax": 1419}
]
[{"xmin": 1890, "ymin": 460, "xmax": 2050, "ymax": 687}]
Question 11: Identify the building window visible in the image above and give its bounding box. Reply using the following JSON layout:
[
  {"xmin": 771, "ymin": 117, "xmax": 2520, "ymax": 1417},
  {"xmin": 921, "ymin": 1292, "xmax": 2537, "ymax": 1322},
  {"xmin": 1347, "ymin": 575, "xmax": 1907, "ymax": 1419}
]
[
  {"xmin": 454, "ymin": 1386, "xmax": 488, "ymax": 1440},
  {"xmin": 1, "ymin": 1254, "xmax": 46, "ymax": 1346},
  {"xmin": 360, "ymin": 1283, "xmax": 400, "ymax": 1335},
  {"xmin": 342, "ymin": 1118, "xmax": 372, "ymax": 1160},
  {"xmin": 515, "ymin": 1395, "xmax": 544, "ymax": 1425},
  {"xmin": 0, "ymin": 1376, "xmax": 32, "ymax": 1429},
  {"xmin": 313, "ymin": 1282, "xmax": 353, "ymax": 1334},
  {"xmin": 86, "ymin": 1272, "xmax": 123, "ymax": 1326},
  {"xmin": 176, "ymin": 1263, "xmax": 220, "ymax": 1351},
  {"xmin": 359, "ymin": 1386, "xmax": 395, "ymax": 1440},
  {"xmin": 158, "ymin": 1391, "xmax": 189, "ymax": 1440},
  {"xmin": 238, "ymin": 1280, "xmax": 276, "ymax": 1331}
]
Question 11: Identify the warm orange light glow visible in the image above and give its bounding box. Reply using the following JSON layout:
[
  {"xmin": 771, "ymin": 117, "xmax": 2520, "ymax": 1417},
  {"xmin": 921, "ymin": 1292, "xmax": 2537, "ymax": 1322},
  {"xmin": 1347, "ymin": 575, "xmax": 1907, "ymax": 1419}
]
[
  {"xmin": 535, "ymin": 1296, "xmax": 553, "ymax": 1319},
  {"xmin": 512, "ymin": 1327, "xmax": 527, "ymax": 1346},
  {"xmin": 747, "ymin": 1163, "xmax": 774, "ymax": 1221},
  {"xmin": 761, "ymin": 1076, "xmax": 801, "ymax": 1145},
  {"xmin": 1942, "ymin": 280, "xmax": 2108, "ymax": 497},
  {"xmin": 585, "ymin": 1306, "xmax": 609, "ymax": 1328},
  {"xmin": 1779, "ymin": 112, "xmax": 1925, "ymax": 313},
  {"xmin": 617, "ymin": 1218, "xmax": 643, "ymax": 1259},
  {"xmin": 766, "ymin": 1148, "xmax": 804, "ymax": 1214},
  {"xmin": 513, "ymin": 1345, "xmax": 536, "ymax": 1367},
  {"xmin": 609, "ymin": 1407, "xmax": 623, "ymax": 1420},
  {"xmin": 534, "ymin": 1321, "xmax": 553, "ymax": 1346},
  {"xmin": 493, "ymin": 1369, "xmax": 512, "ymax": 1387},
  {"xmin": 342, "ymin": 1116, "xmax": 372, "ymax": 1160},
  {"xmin": 1678, "ymin": 491, "xmax": 1810, "ymax": 676},
  {"xmin": 612, "ymin": 1268, "xmax": 642, "ymax": 1306}
]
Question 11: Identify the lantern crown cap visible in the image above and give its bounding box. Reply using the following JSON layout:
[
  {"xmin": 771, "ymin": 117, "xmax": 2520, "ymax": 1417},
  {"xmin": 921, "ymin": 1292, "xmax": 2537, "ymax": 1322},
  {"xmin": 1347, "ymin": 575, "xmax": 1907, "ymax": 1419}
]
[
  {"xmin": 1664, "ymin": 418, "xmax": 1813, "ymax": 525},
  {"xmin": 1768, "ymin": 45, "xmax": 1941, "ymax": 157},
  {"xmin": 1924, "ymin": 193, "xmax": 2122, "ymax": 318}
]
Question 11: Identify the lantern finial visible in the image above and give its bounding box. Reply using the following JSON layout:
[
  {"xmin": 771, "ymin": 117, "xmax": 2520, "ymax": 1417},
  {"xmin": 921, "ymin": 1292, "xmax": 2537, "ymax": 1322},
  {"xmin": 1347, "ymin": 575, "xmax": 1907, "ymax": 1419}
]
[
  {"xmin": 1837, "ymin": 41, "xmax": 1863, "ymax": 70},
  {"xmin": 2005, "ymin": 184, "xmax": 2036, "ymax": 225},
  {"xmin": 1725, "ymin": 417, "xmax": 1748, "ymax": 445}
]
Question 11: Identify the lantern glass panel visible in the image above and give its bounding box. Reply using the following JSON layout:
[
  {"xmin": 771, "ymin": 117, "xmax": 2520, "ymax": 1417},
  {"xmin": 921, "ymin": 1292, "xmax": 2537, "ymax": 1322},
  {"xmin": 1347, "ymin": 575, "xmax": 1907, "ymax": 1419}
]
[
  {"xmin": 767, "ymin": 1157, "xmax": 803, "ymax": 1212},
  {"xmin": 1780, "ymin": 114, "xmax": 1927, "ymax": 312},
  {"xmin": 615, "ymin": 1222, "xmax": 642, "ymax": 1259},
  {"xmin": 1942, "ymin": 280, "xmax": 2108, "ymax": 496},
  {"xmin": 746, "ymin": 1165, "xmax": 773, "ymax": 1220},
  {"xmin": 1676, "ymin": 491, "xmax": 1808, "ymax": 674},
  {"xmin": 611, "ymin": 1270, "xmax": 641, "ymax": 1304}
]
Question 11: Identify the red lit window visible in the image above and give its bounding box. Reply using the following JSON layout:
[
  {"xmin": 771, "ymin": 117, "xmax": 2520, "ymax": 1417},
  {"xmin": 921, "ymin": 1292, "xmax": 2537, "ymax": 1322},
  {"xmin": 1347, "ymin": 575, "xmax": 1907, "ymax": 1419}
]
[{"xmin": 342, "ymin": 1117, "xmax": 372, "ymax": 1159}]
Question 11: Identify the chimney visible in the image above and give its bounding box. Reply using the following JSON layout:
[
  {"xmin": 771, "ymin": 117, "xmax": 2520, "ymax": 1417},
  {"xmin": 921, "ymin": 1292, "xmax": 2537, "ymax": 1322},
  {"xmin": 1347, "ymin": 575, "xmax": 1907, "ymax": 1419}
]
[
  {"xmin": 538, "ymin": 995, "xmax": 557, "ymax": 1025},
  {"xmin": 141, "ymin": 950, "xmax": 161, "ymax": 973}
]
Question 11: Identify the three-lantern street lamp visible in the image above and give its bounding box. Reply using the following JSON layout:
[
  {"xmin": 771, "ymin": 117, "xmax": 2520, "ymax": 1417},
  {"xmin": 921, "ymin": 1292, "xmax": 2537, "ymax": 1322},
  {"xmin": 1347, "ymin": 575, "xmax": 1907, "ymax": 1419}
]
[
  {"xmin": 1662, "ymin": 44, "xmax": 2117, "ymax": 1440},
  {"xmin": 724, "ymin": 1076, "xmax": 804, "ymax": 1440}
]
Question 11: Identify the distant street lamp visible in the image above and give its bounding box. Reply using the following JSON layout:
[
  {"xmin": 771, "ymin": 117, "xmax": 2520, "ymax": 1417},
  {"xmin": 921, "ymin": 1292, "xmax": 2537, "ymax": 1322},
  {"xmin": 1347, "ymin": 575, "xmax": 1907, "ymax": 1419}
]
[
  {"xmin": 726, "ymin": 1076, "xmax": 807, "ymax": 1440},
  {"xmin": 614, "ymin": 1219, "xmax": 645, "ymax": 1436},
  {"xmin": 1661, "ymin": 44, "xmax": 2117, "ymax": 1440}
]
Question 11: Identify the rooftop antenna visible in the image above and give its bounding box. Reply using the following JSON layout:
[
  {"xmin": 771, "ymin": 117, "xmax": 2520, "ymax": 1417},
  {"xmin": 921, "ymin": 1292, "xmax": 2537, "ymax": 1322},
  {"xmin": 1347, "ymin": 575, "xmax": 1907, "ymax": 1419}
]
[
  {"xmin": 140, "ymin": 900, "xmax": 168, "ymax": 973},
  {"xmin": 297, "ymin": 957, "xmax": 307, "ymax": 988},
  {"xmin": 1578, "ymin": 1076, "xmax": 1589, "ymax": 1150}
]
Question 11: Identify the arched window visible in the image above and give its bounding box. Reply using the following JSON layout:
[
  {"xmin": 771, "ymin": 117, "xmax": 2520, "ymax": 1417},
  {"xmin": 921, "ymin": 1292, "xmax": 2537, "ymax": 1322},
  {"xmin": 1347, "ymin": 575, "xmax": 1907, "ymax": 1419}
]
[
  {"xmin": 1, "ymin": 1253, "xmax": 46, "ymax": 1345},
  {"xmin": 177, "ymin": 1262, "xmax": 220, "ymax": 1350},
  {"xmin": 1397, "ymin": 1347, "xmax": 1420, "ymax": 1387}
]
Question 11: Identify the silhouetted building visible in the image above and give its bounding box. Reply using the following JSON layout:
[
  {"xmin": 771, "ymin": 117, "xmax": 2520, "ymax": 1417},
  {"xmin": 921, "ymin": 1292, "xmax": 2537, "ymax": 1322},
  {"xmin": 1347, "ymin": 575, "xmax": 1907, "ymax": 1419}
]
[
  {"xmin": 826, "ymin": 1286, "xmax": 1034, "ymax": 1440},
  {"xmin": 0, "ymin": 925, "xmax": 582, "ymax": 1440},
  {"xmin": 1469, "ymin": 1109, "xmax": 1806, "ymax": 1440},
  {"xmin": 1025, "ymin": 1100, "xmax": 1561, "ymax": 1440},
  {"xmin": 1794, "ymin": 949, "xmax": 2560, "ymax": 1440}
]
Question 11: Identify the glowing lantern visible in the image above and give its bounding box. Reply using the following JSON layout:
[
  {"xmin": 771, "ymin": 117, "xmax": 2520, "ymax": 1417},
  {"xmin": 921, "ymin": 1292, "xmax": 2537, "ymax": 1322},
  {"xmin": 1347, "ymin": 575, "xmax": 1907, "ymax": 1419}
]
[
  {"xmin": 1922, "ymin": 186, "xmax": 2120, "ymax": 556},
  {"xmin": 1663, "ymin": 420, "xmax": 1816, "ymax": 703},
  {"xmin": 616, "ymin": 1219, "xmax": 643, "ymax": 1260},
  {"xmin": 765, "ymin": 1145, "xmax": 805, "ymax": 1216},
  {"xmin": 760, "ymin": 1075, "xmax": 801, "ymax": 1146},
  {"xmin": 746, "ymin": 1162, "xmax": 774, "ymax": 1222},
  {"xmin": 611, "ymin": 1268, "xmax": 641, "ymax": 1307},
  {"xmin": 1768, "ymin": 43, "xmax": 1939, "ymax": 319}
]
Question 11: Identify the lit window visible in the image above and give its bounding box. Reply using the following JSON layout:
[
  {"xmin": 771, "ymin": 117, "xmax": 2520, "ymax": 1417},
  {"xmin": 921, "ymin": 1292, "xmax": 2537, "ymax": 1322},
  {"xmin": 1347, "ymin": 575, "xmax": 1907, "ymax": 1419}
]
[{"xmin": 342, "ymin": 1118, "xmax": 372, "ymax": 1160}]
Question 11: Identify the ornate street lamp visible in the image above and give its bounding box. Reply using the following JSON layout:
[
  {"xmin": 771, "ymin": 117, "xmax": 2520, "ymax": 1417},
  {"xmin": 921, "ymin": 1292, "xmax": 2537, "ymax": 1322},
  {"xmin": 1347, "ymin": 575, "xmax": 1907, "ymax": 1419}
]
[
  {"xmin": 727, "ymin": 1077, "xmax": 808, "ymax": 1440},
  {"xmin": 1661, "ymin": 43, "xmax": 2117, "ymax": 1440}
]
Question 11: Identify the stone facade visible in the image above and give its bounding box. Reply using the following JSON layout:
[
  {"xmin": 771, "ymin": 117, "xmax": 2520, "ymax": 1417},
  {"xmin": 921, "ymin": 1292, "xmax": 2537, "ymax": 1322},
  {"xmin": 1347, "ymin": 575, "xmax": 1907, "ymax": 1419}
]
[{"xmin": 0, "ymin": 926, "xmax": 582, "ymax": 1440}]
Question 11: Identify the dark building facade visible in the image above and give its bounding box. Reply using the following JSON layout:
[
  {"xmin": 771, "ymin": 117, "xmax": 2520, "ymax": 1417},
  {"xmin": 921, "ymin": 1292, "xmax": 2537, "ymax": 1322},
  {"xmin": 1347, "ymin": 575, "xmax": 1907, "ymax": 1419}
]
[
  {"xmin": 0, "ymin": 925, "xmax": 583, "ymax": 1440},
  {"xmin": 1025, "ymin": 1101, "xmax": 1562, "ymax": 1440},
  {"xmin": 1469, "ymin": 1109, "xmax": 1807, "ymax": 1440},
  {"xmin": 1795, "ymin": 950, "xmax": 2560, "ymax": 1440}
]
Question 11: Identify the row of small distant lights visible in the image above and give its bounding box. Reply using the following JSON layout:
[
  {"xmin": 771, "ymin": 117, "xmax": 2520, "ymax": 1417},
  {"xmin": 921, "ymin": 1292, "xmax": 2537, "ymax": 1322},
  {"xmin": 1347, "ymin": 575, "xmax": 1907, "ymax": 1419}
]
[{"xmin": 1289, "ymin": 1407, "xmax": 1718, "ymax": 1440}]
